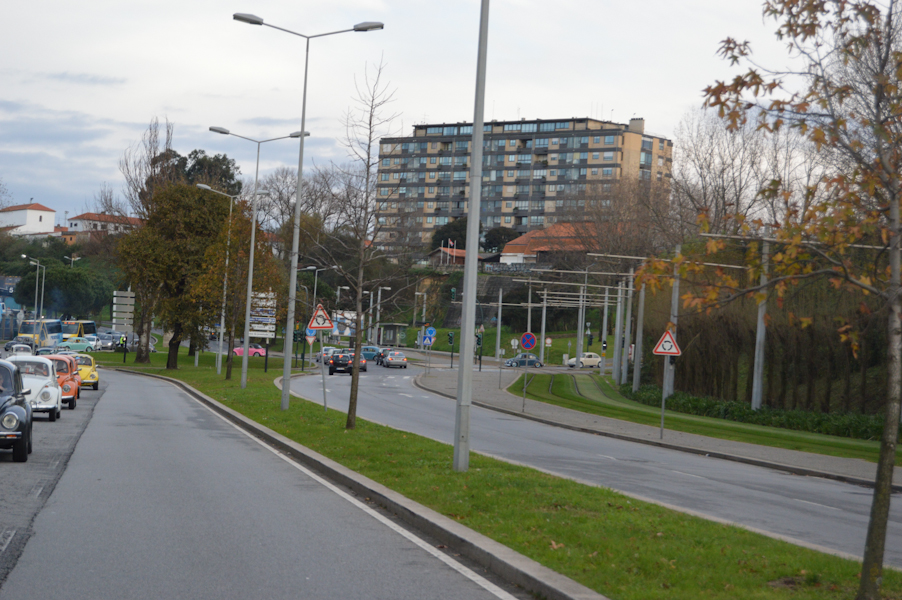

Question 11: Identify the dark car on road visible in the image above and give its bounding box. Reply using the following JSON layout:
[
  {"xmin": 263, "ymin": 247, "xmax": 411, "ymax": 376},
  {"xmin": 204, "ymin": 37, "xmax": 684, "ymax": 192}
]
[
  {"xmin": 374, "ymin": 348, "xmax": 392, "ymax": 366},
  {"xmin": 0, "ymin": 359, "xmax": 33, "ymax": 462},
  {"xmin": 328, "ymin": 351, "xmax": 366, "ymax": 375},
  {"xmin": 505, "ymin": 352, "xmax": 543, "ymax": 368},
  {"xmin": 4, "ymin": 337, "xmax": 35, "ymax": 353}
]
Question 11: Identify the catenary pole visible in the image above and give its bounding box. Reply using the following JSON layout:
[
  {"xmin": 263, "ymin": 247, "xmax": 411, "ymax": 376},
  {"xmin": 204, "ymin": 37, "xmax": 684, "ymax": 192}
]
[
  {"xmin": 751, "ymin": 235, "xmax": 770, "ymax": 410},
  {"xmin": 612, "ymin": 281, "xmax": 623, "ymax": 385},
  {"xmin": 453, "ymin": 0, "xmax": 490, "ymax": 473},
  {"xmin": 621, "ymin": 268, "xmax": 634, "ymax": 383},
  {"xmin": 632, "ymin": 281, "xmax": 645, "ymax": 392}
]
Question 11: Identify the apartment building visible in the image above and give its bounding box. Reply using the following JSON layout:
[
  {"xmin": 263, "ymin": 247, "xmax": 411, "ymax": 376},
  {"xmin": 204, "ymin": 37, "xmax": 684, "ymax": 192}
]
[{"xmin": 374, "ymin": 117, "xmax": 672, "ymax": 252}]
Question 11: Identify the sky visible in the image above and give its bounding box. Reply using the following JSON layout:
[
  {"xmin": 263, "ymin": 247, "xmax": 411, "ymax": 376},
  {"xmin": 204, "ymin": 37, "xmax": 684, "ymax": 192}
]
[{"xmin": 0, "ymin": 0, "xmax": 794, "ymax": 224}]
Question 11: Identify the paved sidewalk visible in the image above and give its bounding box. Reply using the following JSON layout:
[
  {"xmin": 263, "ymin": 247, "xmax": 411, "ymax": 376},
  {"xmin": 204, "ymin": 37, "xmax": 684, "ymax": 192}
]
[{"xmin": 413, "ymin": 365, "xmax": 898, "ymax": 491}]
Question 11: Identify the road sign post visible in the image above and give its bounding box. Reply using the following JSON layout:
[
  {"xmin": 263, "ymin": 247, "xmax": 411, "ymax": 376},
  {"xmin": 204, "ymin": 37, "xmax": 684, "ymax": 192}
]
[
  {"xmin": 307, "ymin": 304, "xmax": 334, "ymax": 412},
  {"xmin": 652, "ymin": 330, "xmax": 682, "ymax": 439}
]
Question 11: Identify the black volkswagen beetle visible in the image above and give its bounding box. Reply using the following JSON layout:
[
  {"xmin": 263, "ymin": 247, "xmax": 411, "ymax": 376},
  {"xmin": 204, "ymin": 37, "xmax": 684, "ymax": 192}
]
[{"xmin": 0, "ymin": 359, "xmax": 33, "ymax": 462}]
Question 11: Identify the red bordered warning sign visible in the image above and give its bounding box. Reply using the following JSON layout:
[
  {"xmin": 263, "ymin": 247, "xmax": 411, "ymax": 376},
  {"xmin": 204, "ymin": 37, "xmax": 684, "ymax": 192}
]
[
  {"xmin": 307, "ymin": 304, "xmax": 334, "ymax": 331},
  {"xmin": 652, "ymin": 330, "xmax": 681, "ymax": 356}
]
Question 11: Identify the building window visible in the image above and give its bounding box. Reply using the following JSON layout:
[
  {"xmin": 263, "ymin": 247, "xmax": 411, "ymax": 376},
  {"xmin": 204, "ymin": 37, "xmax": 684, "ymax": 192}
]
[
  {"xmin": 658, "ymin": 156, "xmax": 665, "ymax": 166},
  {"xmin": 427, "ymin": 216, "xmax": 434, "ymax": 224},
  {"xmin": 593, "ymin": 136, "xmax": 600, "ymax": 144},
  {"xmin": 603, "ymin": 152, "xmax": 614, "ymax": 162},
  {"xmin": 380, "ymin": 189, "xmax": 390, "ymax": 196},
  {"xmin": 427, "ymin": 127, "xmax": 442, "ymax": 134},
  {"xmin": 380, "ymin": 173, "xmax": 389, "ymax": 181},
  {"xmin": 504, "ymin": 216, "xmax": 512, "ymax": 223},
  {"xmin": 503, "ymin": 123, "xmax": 522, "ymax": 131},
  {"xmin": 591, "ymin": 168, "xmax": 598, "ymax": 175},
  {"xmin": 381, "ymin": 158, "xmax": 389, "ymax": 166},
  {"xmin": 604, "ymin": 135, "xmax": 615, "ymax": 145},
  {"xmin": 460, "ymin": 125, "xmax": 473, "ymax": 135},
  {"xmin": 642, "ymin": 138, "xmax": 653, "ymax": 151},
  {"xmin": 602, "ymin": 168, "xmax": 613, "ymax": 177},
  {"xmin": 428, "ymin": 187, "xmax": 435, "ymax": 193},
  {"xmin": 659, "ymin": 139, "xmax": 665, "ymax": 151},
  {"xmin": 443, "ymin": 126, "xmax": 458, "ymax": 135},
  {"xmin": 535, "ymin": 138, "xmax": 549, "ymax": 148}
]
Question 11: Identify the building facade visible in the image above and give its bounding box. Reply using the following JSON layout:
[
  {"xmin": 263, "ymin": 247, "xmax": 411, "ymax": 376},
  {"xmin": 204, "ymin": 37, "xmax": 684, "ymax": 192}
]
[
  {"xmin": 374, "ymin": 117, "xmax": 672, "ymax": 252},
  {"xmin": 0, "ymin": 203, "xmax": 57, "ymax": 237}
]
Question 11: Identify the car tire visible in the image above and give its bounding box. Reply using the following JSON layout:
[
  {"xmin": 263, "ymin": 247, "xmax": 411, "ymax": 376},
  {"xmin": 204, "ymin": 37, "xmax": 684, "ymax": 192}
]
[
  {"xmin": 69, "ymin": 397, "xmax": 76, "ymax": 410},
  {"xmin": 12, "ymin": 436, "xmax": 27, "ymax": 463},
  {"xmin": 329, "ymin": 369, "xmax": 335, "ymax": 376},
  {"xmin": 93, "ymin": 383, "xmax": 98, "ymax": 391},
  {"xmin": 534, "ymin": 362, "xmax": 542, "ymax": 368},
  {"xmin": 84, "ymin": 348, "xmax": 91, "ymax": 353},
  {"xmin": 579, "ymin": 361, "xmax": 584, "ymax": 368},
  {"xmin": 403, "ymin": 365, "xmax": 407, "ymax": 369},
  {"xmin": 48, "ymin": 408, "xmax": 56, "ymax": 422}
]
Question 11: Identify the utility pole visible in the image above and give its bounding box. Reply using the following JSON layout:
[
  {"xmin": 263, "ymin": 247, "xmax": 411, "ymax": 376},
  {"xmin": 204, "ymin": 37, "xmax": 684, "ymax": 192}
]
[
  {"xmin": 662, "ymin": 244, "xmax": 681, "ymax": 400},
  {"xmin": 751, "ymin": 235, "xmax": 770, "ymax": 410},
  {"xmin": 612, "ymin": 281, "xmax": 623, "ymax": 385},
  {"xmin": 539, "ymin": 289, "xmax": 547, "ymax": 365},
  {"xmin": 621, "ymin": 268, "xmax": 634, "ymax": 383},
  {"xmin": 495, "ymin": 286, "xmax": 502, "ymax": 363},
  {"xmin": 632, "ymin": 281, "xmax": 646, "ymax": 392}
]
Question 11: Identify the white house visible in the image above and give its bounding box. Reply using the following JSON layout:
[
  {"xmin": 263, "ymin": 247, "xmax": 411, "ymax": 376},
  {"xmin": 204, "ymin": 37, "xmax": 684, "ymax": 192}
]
[
  {"xmin": 0, "ymin": 203, "xmax": 57, "ymax": 236},
  {"xmin": 67, "ymin": 212, "xmax": 142, "ymax": 234}
]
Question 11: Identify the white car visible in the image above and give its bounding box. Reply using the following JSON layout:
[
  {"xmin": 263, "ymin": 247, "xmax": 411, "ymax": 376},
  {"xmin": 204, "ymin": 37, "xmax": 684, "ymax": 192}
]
[
  {"xmin": 83, "ymin": 334, "xmax": 102, "ymax": 351},
  {"xmin": 10, "ymin": 344, "xmax": 33, "ymax": 356},
  {"xmin": 316, "ymin": 347, "xmax": 338, "ymax": 363},
  {"xmin": 568, "ymin": 352, "xmax": 603, "ymax": 368},
  {"xmin": 7, "ymin": 356, "xmax": 62, "ymax": 422}
]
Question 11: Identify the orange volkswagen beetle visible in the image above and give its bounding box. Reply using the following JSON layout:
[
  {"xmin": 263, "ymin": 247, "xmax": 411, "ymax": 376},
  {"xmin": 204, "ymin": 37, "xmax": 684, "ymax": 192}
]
[{"xmin": 46, "ymin": 354, "xmax": 81, "ymax": 409}]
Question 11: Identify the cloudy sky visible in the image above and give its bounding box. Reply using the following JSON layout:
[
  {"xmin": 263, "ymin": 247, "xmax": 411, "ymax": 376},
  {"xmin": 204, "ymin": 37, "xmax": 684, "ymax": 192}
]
[{"xmin": 0, "ymin": 0, "xmax": 790, "ymax": 223}]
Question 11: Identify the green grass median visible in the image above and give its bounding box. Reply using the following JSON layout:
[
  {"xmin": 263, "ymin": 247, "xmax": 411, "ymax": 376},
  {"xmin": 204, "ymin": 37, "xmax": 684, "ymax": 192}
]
[
  {"xmin": 95, "ymin": 350, "xmax": 897, "ymax": 600},
  {"xmin": 510, "ymin": 372, "xmax": 891, "ymax": 466}
]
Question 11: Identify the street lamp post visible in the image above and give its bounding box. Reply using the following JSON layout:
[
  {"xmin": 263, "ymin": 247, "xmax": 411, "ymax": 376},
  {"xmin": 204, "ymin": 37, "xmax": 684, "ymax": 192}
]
[
  {"xmin": 196, "ymin": 184, "xmax": 241, "ymax": 375},
  {"xmin": 63, "ymin": 255, "xmax": 81, "ymax": 268},
  {"xmin": 363, "ymin": 291, "xmax": 372, "ymax": 343},
  {"xmin": 414, "ymin": 291, "xmax": 426, "ymax": 347},
  {"xmin": 232, "ymin": 12, "xmax": 383, "ymax": 411},
  {"xmin": 209, "ymin": 126, "xmax": 304, "ymax": 388},
  {"xmin": 375, "ymin": 286, "xmax": 390, "ymax": 346}
]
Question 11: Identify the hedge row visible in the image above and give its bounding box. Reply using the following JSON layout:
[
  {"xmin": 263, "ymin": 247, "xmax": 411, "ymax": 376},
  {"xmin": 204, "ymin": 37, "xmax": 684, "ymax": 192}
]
[{"xmin": 620, "ymin": 384, "xmax": 891, "ymax": 441}]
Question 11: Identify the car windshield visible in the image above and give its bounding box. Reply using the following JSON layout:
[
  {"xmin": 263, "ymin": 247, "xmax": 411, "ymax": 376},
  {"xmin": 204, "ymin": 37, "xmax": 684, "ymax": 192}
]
[
  {"xmin": 75, "ymin": 356, "xmax": 92, "ymax": 366},
  {"xmin": 16, "ymin": 361, "xmax": 50, "ymax": 377},
  {"xmin": 53, "ymin": 360, "xmax": 69, "ymax": 374},
  {"xmin": 0, "ymin": 368, "xmax": 12, "ymax": 393}
]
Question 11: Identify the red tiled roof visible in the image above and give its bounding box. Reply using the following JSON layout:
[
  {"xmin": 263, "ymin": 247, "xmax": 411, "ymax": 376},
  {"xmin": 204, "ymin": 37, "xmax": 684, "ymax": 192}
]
[
  {"xmin": 68, "ymin": 212, "xmax": 143, "ymax": 227},
  {"xmin": 0, "ymin": 203, "xmax": 55, "ymax": 213},
  {"xmin": 501, "ymin": 222, "xmax": 594, "ymax": 255}
]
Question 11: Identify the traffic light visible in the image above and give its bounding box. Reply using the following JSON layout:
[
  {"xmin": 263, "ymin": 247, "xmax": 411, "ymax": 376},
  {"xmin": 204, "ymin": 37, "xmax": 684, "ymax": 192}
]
[
  {"xmin": 588, "ymin": 334, "xmax": 594, "ymax": 347},
  {"xmin": 451, "ymin": 287, "xmax": 457, "ymax": 301},
  {"xmin": 448, "ymin": 331, "xmax": 455, "ymax": 345},
  {"xmin": 476, "ymin": 333, "xmax": 483, "ymax": 347}
]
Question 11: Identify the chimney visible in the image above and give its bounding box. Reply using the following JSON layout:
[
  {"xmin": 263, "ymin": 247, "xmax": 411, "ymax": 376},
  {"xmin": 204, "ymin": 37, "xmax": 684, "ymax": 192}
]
[{"xmin": 628, "ymin": 118, "xmax": 645, "ymax": 134}]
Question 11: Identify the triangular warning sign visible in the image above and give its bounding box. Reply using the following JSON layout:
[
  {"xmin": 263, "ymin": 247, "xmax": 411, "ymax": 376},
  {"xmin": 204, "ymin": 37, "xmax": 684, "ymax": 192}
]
[
  {"xmin": 307, "ymin": 304, "xmax": 334, "ymax": 330},
  {"xmin": 652, "ymin": 330, "xmax": 681, "ymax": 356}
]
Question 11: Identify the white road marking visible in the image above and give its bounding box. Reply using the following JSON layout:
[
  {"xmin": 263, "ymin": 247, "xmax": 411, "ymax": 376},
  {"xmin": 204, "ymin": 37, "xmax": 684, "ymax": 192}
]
[
  {"xmin": 199, "ymin": 396, "xmax": 519, "ymax": 600},
  {"xmin": 0, "ymin": 529, "xmax": 15, "ymax": 554},
  {"xmin": 596, "ymin": 454, "xmax": 617, "ymax": 461},
  {"xmin": 794, "ymin": 498, "xmax": 840, "ymax": 511},
  {"xmin": 399, "ymin": 393, "xmax": 413, "ymax": 398},
  {"xmin": 672, "ymin": 470, "xmax": 705, "ymax": 480}
]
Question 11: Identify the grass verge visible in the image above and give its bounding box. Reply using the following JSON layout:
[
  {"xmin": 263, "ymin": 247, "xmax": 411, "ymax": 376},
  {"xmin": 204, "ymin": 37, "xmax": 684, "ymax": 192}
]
[
  {"xmin": 508, "ymin": 372, "xmax": 891, "ymax": 466},
  {"xmin": 95, "ymin": 350, "xmax": 898, "ymax": 600}
]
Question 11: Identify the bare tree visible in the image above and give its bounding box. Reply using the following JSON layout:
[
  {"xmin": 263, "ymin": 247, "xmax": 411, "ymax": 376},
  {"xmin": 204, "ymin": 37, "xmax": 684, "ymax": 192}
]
[
  {"xmin": 0, "ymin": 177, "xmax": 12, "ymax": 209},
  {"xmin": 308, "ymin": 61, "xmax": 409, "ymax": 430}
]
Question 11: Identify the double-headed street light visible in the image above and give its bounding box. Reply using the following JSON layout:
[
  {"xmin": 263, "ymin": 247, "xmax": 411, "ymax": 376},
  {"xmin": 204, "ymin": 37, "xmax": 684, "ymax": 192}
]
[
  {"xmin": 63, "ymin": 255, "xmax": 81, "ymax": 268},
  {"xmin": 22, "ymin": 255, "xmax": 45, "ymax": 320},
  {"xmin": 196, "ymin": 184, "xmax": 241, "ymax": 375},
  {"xmin": 208, "ymin": 126, "xmax": 305, "ymax": 388},
  {"xmin": 232, "ymin": 12, "xmax": 383, "ymax": 410}
]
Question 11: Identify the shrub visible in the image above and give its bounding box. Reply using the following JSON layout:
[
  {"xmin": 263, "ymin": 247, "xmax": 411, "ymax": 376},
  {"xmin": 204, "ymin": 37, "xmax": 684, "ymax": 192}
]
[{"xmin": 621, "ymin": 384, "xmax": 890, "ymax": 441}]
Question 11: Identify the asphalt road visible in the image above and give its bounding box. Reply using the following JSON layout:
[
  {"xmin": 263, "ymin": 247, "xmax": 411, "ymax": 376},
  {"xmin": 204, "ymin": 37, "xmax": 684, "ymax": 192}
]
[
  {"xmin": 295, "ymin": 362, "xmax": 902, "ymax": 567},
  {"xmin": 0, "ymin": 370, "xmax": 528, "ymax": 600}
]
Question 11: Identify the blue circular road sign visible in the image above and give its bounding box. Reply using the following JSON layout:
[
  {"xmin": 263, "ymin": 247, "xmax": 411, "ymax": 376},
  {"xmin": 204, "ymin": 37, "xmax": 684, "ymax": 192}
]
[
  {"xmin": 306, "ymin": 328, "xmax": 316, "ymax": 337},
  {"xmin": 425, "ymin": 327, "xmax": 437, "ymax": 337},
  {"xmin": 521, "ymin": 332, "xmax": 537, "ymax": 350}
]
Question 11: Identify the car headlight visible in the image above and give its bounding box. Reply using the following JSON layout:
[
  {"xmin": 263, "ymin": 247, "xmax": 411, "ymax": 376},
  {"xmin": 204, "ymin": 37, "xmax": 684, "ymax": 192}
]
[
  {"xmin": 63, "ymin": 384, "xmax": 71, "ymax": 392},
  {"xmin": 41, "ymin": 390, "xmax": 51, "ymax": 401},
  {"xmin": 1, "ymin": 413, "xmax": 18, "ymax": 430}
]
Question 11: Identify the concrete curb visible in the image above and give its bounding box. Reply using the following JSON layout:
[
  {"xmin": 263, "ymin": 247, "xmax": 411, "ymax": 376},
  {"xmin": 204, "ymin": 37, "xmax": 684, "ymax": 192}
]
[
  {"xmin": 114, "ymin": 368, "xmax": 610, "ymax": 600},
  {"xmin": 412, "ymin": 373, "xmax": 897, "ymax": 493}
]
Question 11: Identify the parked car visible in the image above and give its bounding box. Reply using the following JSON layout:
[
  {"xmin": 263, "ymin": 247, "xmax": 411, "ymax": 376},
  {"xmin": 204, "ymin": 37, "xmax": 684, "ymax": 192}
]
[
  {"xmin": 4, "ymin": 337, "xmax": 35, "ymax": 353},
  {"xmin": 46, "ymin": 355, "xmax": 80, "ymax": 409},
  {"xmin": 382, "ymin": 351, "xmax": 408, "ymax": 369},
  {"xmin": 374, "ymin": 348, "xmax": 392, "ymax": 366},
  {"xmin": 328, "ymin": 351, "xmax": 366, "ymax": 375},
  {"xmin": 0, "ymin": 359, "xmax": 33, "ymax": 462},
  {"xmin": 10, "ymin": 344, "xmax": 33, "ymax": 357},
  {"xmin": 505, "ymin": 353, "xmax": 543, "ymax": 368},
  {"xmin": 568, "ymin": 352, "xmax": 603, "ymax": 368},
  {"xmin": 56, "ymin": 337, "xmax": 95, "ymax": 353},
  {"xmin": 73, "ymin": 353, "xmax": 99, "ymax": 391},
  {"xmin": 7, "ymin": 356, "xmax": 62, "ymax": 422},
  {"xmin": 34, "ymin": 347, "xmax": 55, "ymax": 356},
  {"xmin": 233, "ymin": 343, "xmax": 266, "ymax": 357}
]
